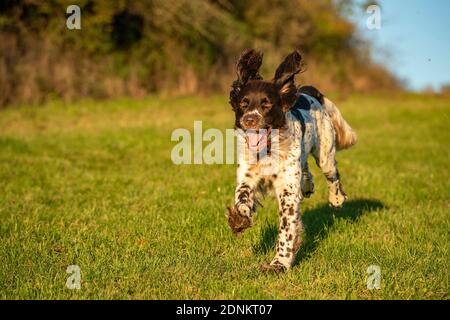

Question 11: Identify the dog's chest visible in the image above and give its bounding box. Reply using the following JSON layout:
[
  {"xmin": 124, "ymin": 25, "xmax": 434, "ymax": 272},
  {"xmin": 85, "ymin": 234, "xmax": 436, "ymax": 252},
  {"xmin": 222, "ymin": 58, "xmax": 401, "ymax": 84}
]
[{"xmin": 237, "ymin": 94, "xmax": 321, "ymax": 180}]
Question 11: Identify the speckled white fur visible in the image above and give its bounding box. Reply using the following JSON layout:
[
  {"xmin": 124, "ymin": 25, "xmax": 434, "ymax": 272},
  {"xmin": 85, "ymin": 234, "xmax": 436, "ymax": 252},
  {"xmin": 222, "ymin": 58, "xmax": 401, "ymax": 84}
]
[{"xmin": 233, "ymin": 94, "xmax": 355, "ymax": 270}]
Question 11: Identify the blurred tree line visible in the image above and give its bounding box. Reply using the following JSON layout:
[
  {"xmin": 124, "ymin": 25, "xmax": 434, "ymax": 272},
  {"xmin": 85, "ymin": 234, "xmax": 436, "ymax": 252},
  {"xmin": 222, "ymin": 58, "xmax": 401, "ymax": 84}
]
[{"xmin": 0, "ymin": 0, "xmax": 399, "ymax": 107}]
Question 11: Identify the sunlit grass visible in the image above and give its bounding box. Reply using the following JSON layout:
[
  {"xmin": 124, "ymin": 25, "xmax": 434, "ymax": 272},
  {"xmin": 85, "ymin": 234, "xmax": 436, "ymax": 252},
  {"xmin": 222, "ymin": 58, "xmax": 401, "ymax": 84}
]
[{"xmin": 0, "ymin": 94, "xmax": 448, "ymax": 299}]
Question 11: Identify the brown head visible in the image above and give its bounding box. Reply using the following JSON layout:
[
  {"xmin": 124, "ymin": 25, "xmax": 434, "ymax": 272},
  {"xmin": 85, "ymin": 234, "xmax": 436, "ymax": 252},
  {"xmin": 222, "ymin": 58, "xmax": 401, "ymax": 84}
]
[{"xmin": 229, "ymin": 49, "xmax": 303, "ymax": 133}]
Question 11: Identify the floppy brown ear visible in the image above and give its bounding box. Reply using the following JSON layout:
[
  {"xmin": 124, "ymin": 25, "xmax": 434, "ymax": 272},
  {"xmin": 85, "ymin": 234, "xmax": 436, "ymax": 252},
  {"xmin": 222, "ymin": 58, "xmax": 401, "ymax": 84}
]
[
  {"xmin": 273, "ymin": 50, "xmax": 303, "ymax": 111},
  {"xmin": 229, "ymin": 49, "xmax": 263, "ymax": 110}
]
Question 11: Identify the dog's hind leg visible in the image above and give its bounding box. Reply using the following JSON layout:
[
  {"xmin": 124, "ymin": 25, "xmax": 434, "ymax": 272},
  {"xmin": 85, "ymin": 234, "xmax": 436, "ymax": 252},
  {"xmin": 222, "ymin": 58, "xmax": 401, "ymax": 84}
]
[
  {"xmin": 300, "ymin": 159, "xmax": 314, "ymax": 198},
  {"xmin": 313, "ymin": 115, "xmax": 347, "ymax": 208}
]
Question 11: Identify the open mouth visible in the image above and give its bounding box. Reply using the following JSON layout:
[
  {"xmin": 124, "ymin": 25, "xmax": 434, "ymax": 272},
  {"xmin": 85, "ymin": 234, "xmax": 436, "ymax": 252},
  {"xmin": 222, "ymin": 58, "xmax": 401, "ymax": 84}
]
[{"xmin": 245, "ymin": 127, "xmax": 272, "ymax": 150}]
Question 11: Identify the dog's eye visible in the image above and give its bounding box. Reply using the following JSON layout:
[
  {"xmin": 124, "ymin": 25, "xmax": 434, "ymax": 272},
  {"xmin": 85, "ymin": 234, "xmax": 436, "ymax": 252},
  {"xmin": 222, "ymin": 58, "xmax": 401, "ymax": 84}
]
[
  {"xmin": 261, "ymin": 98, "xmax": 271, "ymax": 110},
  {"xmin": 240, "ymin": 99, "xmax": 249, "ymax": 109}
]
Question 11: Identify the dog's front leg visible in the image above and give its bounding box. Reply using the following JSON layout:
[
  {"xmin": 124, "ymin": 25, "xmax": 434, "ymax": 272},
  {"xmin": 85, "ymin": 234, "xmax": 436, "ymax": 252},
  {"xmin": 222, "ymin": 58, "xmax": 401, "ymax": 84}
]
[
  {"xmin": 261, "ymin": 160, "xmax": 303, "ymax": 272},
  {"xmin": 227, "ymin": 164, "xmax": 260, "ymax": 235}
]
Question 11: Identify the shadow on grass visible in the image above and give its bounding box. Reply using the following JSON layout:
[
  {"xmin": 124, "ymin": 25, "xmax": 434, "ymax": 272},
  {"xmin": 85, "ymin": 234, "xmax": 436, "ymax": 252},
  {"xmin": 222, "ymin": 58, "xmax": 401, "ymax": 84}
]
[{"xmin": 253, "ymin": 199, "xmax": 385, "ymax": 265}]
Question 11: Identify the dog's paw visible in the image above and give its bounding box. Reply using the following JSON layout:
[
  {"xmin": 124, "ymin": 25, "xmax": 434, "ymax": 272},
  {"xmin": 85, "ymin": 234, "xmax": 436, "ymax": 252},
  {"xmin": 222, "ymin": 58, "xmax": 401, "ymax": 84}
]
[
  {"xmin": 259, "ymin": 261, "xmax": 287, "ymax": 274},
  {"xmin": 302, "ymin": 189, "xmax": 314, "ymax": 198},
  {"xmin": 227, "ymin": 205, "xmax": 253, "ymax": 235},
  {"xmin": 301, "ymin": 175, "xmax": 315, "ymax": 198},
  {"xmin": 328, "ymin": 181, "xmax": 347, "ymax": 209}
]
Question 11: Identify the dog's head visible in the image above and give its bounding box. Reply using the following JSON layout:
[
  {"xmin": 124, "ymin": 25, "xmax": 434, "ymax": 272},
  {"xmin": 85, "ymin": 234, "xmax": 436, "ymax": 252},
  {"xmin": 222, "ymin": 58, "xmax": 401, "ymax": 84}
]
[{"xmin": 229, "ymin": 49, "xmax": 303, "ymax": 134}]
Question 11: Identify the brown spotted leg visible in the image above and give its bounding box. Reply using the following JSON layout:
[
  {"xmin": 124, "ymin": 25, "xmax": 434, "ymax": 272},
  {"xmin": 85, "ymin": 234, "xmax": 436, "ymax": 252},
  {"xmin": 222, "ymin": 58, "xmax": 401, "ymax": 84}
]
[
  {"xmin": 261, "ymin": 162, "xmax": 303, "ymax": 272},
  {"xmin": 313, "ymin": 143, "xmax": 347, "ymax": 208},
  {"xmin": 227, "ymin": 166, "xmax": 260, "ymax": 235},
  {"xmin": 312, "ymin": 112, "xmax": 347, "ymax": 208}
]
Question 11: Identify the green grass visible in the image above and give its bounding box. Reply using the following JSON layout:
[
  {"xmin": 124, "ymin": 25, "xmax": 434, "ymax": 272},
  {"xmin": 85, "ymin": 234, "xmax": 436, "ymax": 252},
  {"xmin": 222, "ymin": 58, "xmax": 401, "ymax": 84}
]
[{"xmin": 0, "ymin": 94, "xmax": 449, "ymax": 299}]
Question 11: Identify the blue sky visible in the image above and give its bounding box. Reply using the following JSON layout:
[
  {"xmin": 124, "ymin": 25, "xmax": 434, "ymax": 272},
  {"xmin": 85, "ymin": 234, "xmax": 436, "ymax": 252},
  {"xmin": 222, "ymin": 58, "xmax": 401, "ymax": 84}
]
[{"xmin": 352, "ymin": 0, "xmax": 450, "ymax": 91}]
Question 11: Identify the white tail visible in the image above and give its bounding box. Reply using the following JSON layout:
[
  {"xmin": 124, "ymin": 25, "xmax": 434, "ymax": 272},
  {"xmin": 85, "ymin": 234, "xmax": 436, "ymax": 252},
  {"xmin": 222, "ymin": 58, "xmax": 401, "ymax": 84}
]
[{"xmin": 322, "ymin": 97, "xmax": 357, "ymax": 150}]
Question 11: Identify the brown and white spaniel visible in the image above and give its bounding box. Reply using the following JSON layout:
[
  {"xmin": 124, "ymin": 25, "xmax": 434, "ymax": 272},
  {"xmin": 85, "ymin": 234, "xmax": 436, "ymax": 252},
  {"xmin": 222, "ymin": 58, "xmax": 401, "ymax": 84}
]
[{"xmin": 227, "ymin": 49, "xmax": 357, "ymax": 272}]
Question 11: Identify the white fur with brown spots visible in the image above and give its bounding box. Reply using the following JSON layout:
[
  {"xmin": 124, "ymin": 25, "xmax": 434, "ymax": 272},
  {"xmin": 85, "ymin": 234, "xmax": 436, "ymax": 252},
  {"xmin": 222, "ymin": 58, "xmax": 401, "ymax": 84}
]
[
  {"xmin": 227, "ymin": 49, "xmax": 357, "ymax": 272},
  {"xmin": 230, "ymin": 93, "xmax": 356, "ymax": 272}
]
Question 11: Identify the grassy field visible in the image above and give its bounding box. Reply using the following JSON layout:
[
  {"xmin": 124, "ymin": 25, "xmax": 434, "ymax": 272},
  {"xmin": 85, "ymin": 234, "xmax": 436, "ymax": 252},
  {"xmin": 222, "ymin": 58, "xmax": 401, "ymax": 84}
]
[{"xmin": 0, "ymin": 94, "xmax": 448, "ymax": 299}]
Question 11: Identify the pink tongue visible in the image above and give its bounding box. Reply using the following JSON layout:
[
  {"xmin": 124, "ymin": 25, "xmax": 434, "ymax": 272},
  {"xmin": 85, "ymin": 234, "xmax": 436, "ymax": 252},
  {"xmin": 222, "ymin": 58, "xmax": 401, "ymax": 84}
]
[
  {"xmin": 247, "ymin": 133, "xmax": 260, "ymax": 147},
  {"xmin": 247, "ymin": 131, "xmax": 268, "ymax": 149}
]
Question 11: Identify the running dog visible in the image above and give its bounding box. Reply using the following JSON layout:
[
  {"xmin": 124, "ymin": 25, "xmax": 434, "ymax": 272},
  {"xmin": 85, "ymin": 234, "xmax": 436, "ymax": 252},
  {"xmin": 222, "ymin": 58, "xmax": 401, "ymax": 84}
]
[{"xmin": 227, "ymin": 49, "xmax": 357, "ymax": 272}]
